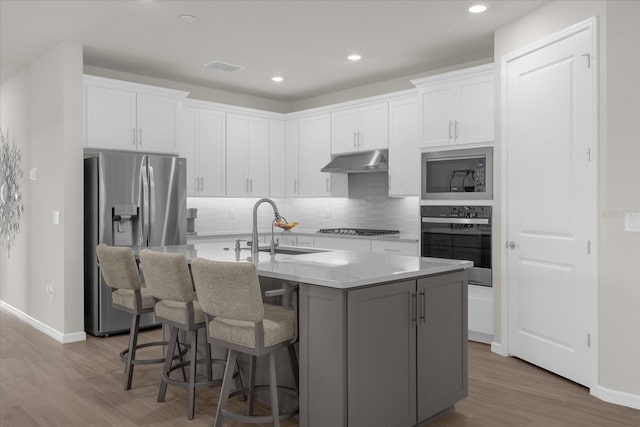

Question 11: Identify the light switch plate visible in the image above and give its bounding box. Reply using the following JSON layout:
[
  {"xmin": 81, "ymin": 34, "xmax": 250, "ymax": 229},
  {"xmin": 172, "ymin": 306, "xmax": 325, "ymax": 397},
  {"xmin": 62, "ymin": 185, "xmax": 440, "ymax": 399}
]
[
  {"xmin": 52, "ymin": 210, "xmax": 60, "ymax": 225},
  {"xmin": 624, "ymin": 212, "xmax": 640, "ymax": 232},
  {"xmin": 29, "ymin": 168, "xmax": 37, "ymax": 181}
]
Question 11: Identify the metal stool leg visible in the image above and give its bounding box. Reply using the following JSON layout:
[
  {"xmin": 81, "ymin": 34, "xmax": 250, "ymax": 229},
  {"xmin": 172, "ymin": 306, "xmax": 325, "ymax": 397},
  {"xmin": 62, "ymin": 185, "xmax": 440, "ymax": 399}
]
[
  {"xmin": 247, "ymin": 355, "xmax": 257, "ymax": 415},
  {"xmin": 214, "ymin": 349, "xmax": 237, "ymax": 427},
  {"xmin": 158, "ymin": 326, "xmax": 178, "ymax": 402},
  {"xmin": 288, "ymin": 345, "xmax": 299, "ymax": 394},
  {"xmin": 205, "ymin": 341, "xmax": 213, "ymax": 381},
  {"xmin": 269, "ymin": 351, "xmax": 281, "ymax": 427},
  {"xmin": 124, "ymin": 314, "xmax": 141, "ymax": 390},
  {"xmin": 188, "ymin": 330, "xmax": 198, "ymax": 420}
]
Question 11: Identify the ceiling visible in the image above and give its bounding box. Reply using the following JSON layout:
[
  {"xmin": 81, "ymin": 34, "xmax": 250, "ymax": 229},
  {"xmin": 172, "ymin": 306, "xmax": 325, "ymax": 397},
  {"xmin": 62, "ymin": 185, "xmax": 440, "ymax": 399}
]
[{"xmin": 0, "ymin": 0, "xmax": 547, "ymax": 102}]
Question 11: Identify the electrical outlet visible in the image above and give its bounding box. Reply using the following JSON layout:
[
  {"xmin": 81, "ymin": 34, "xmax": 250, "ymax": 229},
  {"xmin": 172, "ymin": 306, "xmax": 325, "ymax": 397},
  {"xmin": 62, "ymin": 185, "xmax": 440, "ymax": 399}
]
[
  {"xmin": 52, "ymin": 210, "xmax": 60, "ymax": 224},
  {"xmin": 625, "ymin": 212, "xmax": 640, "ymax": 232},
  {"xmin": 29, "ymin": 168, "xmax": 37, "ymax": 181},
  {"xmin": 45, "ymin": 284, "xmax": 54, "ymax": 302},
  {"xmin": 325, "ymin": 208, "xmax": 331, "ymax": 219},
  {"xmin": 229, "ymin": 209, "xmax": 236, "ymax": 219}
]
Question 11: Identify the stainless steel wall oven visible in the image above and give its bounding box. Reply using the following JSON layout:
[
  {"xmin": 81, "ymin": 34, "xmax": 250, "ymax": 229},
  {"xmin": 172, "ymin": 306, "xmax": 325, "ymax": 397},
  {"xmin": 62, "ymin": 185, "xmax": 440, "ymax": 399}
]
[{"xmin": 421, "ymin": 205, "xmax": 492, "ymax": 286}]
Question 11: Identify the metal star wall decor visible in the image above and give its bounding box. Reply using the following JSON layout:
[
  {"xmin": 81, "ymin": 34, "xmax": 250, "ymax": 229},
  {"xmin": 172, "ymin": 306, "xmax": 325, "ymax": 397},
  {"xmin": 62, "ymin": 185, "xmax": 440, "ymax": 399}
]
[{"xmin": 0, "ymin": 128, "xmax": 24, "ymax": 257}]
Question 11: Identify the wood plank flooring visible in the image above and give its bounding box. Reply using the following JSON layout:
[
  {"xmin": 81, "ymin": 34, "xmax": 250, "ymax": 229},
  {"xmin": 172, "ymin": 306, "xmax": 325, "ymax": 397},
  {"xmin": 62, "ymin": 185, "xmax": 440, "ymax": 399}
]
[{"xmin": 1, "ymin": 308, "xmax": 638, "ymax": 427}]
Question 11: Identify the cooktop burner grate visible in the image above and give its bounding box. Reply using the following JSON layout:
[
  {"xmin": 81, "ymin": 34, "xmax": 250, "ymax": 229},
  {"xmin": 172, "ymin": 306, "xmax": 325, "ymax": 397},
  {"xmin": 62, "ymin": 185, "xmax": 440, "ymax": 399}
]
[{"xmin": 317, "ymin": 228, "xmax": 400, "ymax": 236}]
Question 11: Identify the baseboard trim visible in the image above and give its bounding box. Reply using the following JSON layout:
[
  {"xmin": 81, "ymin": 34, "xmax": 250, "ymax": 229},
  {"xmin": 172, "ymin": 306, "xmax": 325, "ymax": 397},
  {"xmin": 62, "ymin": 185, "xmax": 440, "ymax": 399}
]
[
  {"xmin": 591, "ymin": 385, "xmax": 640, "ymax": 410},
  {"xmin": 0, "ymin": 300, "xmax": 86, "ymax": 344},
  {"xmin": 468, "ymin": 331, "xmax": 493, "ymax": 344},
  {"xmin": 491, "ymin": 341, "xmax": 508, "ymax": 356}
]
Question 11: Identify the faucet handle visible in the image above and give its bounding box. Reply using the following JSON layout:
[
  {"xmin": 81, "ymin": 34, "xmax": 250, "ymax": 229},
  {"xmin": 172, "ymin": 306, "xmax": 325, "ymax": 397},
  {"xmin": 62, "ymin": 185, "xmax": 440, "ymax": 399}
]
[{"xmin": 235, "ymin": 239, "xmax": 247, "ymax": 251}]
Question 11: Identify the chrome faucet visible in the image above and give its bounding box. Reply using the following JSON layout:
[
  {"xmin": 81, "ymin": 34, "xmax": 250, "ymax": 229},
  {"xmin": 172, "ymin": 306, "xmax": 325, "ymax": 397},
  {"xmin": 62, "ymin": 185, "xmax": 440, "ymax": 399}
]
[{"xmin": 251, "ymin": 198, "xmax": 287, "ymax": 256}]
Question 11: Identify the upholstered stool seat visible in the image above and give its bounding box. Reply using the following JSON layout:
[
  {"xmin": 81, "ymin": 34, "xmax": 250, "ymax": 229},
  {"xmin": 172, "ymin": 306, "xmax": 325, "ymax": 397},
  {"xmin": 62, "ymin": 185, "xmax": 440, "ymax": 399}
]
[
  {"xmin": 96, "ymin": 244, "xmax": 169, "ymax": 391},
  {"xmin": 191, "ymin": 258, "xmax": 299, "ymax": 427},
  {"xmin": 139, "ymin": 249, "xmax": 232, "ymax": 420}
]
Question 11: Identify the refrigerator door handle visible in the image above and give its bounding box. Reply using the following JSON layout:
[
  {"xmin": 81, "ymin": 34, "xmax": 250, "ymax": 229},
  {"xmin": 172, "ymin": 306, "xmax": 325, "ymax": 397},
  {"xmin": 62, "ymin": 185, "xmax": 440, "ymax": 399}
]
[
  {"xmin": 141, "ymin": 157, "xmax": 150, "ymax": 246},
  {"xmin": 147, "ymin": 160, "xmax": 156, "ymax": 246}
]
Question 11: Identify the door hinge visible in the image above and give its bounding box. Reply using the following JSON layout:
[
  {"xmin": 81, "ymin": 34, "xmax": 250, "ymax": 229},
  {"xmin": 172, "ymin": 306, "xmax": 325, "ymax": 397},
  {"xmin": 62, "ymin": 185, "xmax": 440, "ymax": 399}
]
[
  {"xmin": 587, "ymin": 240, "xmax": 591, "ymax": 254},
  {"xmin": 581, "ymin": 53, "xmax": 592, "ymax": 69},
  {"xmin": 587, "ymin": 333, "xmax": 591, "ymax": 348}
]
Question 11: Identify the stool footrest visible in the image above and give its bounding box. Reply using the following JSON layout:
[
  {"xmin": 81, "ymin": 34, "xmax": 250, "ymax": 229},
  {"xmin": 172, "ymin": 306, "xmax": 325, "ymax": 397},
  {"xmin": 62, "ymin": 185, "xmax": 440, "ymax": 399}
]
[{"xmin": 119, "ymin": 340, "xmax": 188, "ymax": 366}]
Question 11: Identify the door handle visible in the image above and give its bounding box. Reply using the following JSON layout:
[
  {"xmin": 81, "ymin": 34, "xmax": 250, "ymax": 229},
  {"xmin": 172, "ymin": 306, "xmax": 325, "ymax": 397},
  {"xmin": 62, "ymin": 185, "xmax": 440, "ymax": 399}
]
[
  {"xmin": 506, "ymin": 241, "xmax": 519, "ymax": 249},
  {"xmin": 293, "ymin": 179, "xmax": 298, "ymax": 194},
  {"xmin": 138, "ymin": 128, "xmax": 143, "ymax": 145},
  {"xmin": 132, "ymin": 128, "xmax": 136, "ymax": 146},
  {"xmin": 411, "ymin": 293, "xmax": 417, "ymax": 325},
  {"xmin": 357, "ymin": 131, "xmax": 361, "ymax": 147},
  {"xmin": 353, "ymin": 131, "xmax": 357, "ymax": 148},
  {"xmin": 453, "ymin": 120, "xmax": 458, "ymax": 139},
  {"xmin": 420, "ymin": 290, "xmax": 426, "ymax": 323},
  {"xmin": 448, "ymin": 120, "xmax": 453, "ymax": 139}
]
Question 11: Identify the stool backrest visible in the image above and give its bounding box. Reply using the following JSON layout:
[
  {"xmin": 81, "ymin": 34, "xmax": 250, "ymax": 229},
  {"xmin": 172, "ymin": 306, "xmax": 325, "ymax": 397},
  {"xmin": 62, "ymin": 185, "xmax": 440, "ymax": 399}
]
[
  {"xmin": 96, "ymin": 244, "xmax": 141, "ymax": 291},
  {"xmin": 191, "ymin": 258, "xmax": 264, "ymax": 322},
  {"xmin": 139, "ymin": 249, "xmax": 195, "ymax": 303}
]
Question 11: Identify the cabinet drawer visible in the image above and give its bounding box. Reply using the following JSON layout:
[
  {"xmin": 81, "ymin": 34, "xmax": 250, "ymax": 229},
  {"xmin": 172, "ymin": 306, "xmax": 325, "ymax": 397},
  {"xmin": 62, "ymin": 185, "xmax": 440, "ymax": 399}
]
[{"xmin": 371, "ymin": 240, "xmax": 418, "ymax": 256}]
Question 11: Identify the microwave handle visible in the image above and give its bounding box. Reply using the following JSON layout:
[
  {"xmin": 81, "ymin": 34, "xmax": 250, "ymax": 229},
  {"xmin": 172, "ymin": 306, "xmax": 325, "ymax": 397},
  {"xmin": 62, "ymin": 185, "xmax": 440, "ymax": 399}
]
[{"xmin": 422, "ymin": 217, "xmax": 489, "ymax": 225}]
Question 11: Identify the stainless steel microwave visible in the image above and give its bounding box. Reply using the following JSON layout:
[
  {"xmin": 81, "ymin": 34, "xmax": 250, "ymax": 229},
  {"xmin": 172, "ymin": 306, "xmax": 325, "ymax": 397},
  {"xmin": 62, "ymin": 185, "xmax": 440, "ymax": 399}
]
[{"xmin": 421, "ymin": 147, "xmax": 493, "ymax": 200}]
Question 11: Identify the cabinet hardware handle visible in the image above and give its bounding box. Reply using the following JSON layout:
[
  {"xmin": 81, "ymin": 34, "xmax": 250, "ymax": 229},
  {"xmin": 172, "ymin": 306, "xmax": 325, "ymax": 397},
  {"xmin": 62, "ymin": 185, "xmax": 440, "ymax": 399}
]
[
  {"xmin": 132, "ymin": 128, "xmax": 136, "ymax": 146},
  {"xmin": 448, "ymin": 120, "xmax": 453, "ymax": 140},
  {"xmin": 454, "ymin": 120, "xmax": 458, "ymax": 139},
  {"xmin": 246, "ymin": 179, "xmax": 249, "ymax": 193},
  {"xmin": 420, "ymin": 290, "xmax": 426, "ymax": 323},
  {"xmin": 250, "ymin": 179, "xmax": 253, "ymax": 193},
  {"xmin": 357, "ymin": 131, "xmax": 361, "ymax": 147},
  {"xmin": 294, "ymin": 179, "xmax": 298, "ymax": 193},
  {"xmin": 139, "ymin": 128, "xmax": 143, "ymax": 145},
  {"xmin": 383, "ymin": 248, "xmax": 400, "ymax": 252},
  {"xmin": 200, "ymin": 177, "xmax": 204, "ymax": 191},
  {"xmin": 411, "ymin": 293, "xmax": 417, "ymax": 325},
  {"xmin": 353, "ymin": 131, "xmax": 357, "ymax": 148}
]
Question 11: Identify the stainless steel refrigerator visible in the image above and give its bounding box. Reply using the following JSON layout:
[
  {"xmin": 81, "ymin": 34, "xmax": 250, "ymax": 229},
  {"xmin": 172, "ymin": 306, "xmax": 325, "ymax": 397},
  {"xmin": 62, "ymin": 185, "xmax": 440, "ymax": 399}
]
[{"xmin": 84, "ymin": 149, "xmax": 187, "ymax": 336}]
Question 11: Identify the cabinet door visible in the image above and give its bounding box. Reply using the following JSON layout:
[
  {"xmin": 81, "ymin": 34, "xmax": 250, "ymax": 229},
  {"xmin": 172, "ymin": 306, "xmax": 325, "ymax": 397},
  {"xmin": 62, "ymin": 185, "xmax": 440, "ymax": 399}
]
[
  {"xmin": 421, "ymin": 84, "xmax": 456, "ymax": 147},
  {"xmin": 226, "ymin": 114, "xmax": 249, "ymax": 196},
  {"xmin": 358, "ymin": 102, "xmax": 388, "ymax": 151},
  {"xmin": 284, "ymin": 120, "xmax": 300, "ymax": 197},
  {"xmin": 299, "ymin": 114, "xmax": 333, "ymax": 197},
  {"xmin": 388, "ymin": 97, "xmax": 420, "ymax": 196},
  {"xmin": 314, "ymin": 237, "xmax": 370, "ymax": 252},
  {"xmin": 347, "ymin": 281, "xmax": 417, "ymax": 427},
  {"xmin": 199, "ymin": 109, "xmax": 226, "ymax": 196},
  {"xmin": 179, "ymin": 107, "xmax": 198, "ymax": 195},
  {"xmin": 416, "ymin": 271, "xmax": 468, "ymax": 422},
  {"xmin": 269, "ymin": 120, "xmax": 286, "ymax": 197},
  {"xmin": 247, "ymin": 117, "xmax": 269, "ymax": 196},
  {"xmin": 136, "ymin": 93, "xmax": 178, "ymax": 153},
  {"xmin": 85, "ymin": 85, "xmax": 137, "ymax": 150},
  {"xmin": 331, "ymin": 108, "xmax": 359, "ymax": 154},
  {"xmin": 457, "ymin": 74, "xmax": 494, "ymax": 144}
]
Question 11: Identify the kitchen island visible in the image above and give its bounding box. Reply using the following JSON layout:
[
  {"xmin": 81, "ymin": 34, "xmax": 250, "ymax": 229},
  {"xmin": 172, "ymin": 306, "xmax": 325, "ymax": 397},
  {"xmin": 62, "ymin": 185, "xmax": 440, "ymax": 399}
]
[{"xmin": 146, "ymin": 243, "xmax": 472, "ymax": 427}]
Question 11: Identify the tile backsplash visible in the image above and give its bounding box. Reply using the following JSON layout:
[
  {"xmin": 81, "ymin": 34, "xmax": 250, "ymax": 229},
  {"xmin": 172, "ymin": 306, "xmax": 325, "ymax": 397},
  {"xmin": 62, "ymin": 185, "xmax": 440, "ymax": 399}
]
[{"xmin": 187, "ymin": 173, "xmax": 420, "ymax": 236}]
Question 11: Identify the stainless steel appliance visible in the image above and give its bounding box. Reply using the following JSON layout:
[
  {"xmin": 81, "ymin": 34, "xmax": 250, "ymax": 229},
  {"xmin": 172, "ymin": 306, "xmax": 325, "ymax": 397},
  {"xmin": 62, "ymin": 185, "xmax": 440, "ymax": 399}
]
[
  {"xmin": 84, "ymin": 150, "xmax": 187, "ymax": 336},
  {"xmin": 421, "ymin": 147, "xmax": 493, "ymax": 201},
  {"xmin": 421, "ymin": 206, "xmax": 491, "ymax": 286},
  {"xmin": 317, "ymin": 228, "xmax": 399, "ymax": 236}
]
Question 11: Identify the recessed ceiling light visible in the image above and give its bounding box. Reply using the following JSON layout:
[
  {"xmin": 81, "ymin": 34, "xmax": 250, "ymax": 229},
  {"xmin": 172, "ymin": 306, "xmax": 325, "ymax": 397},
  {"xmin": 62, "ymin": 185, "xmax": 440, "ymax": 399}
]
[
  {"xmin": 272, "ymin": 76, "xmax": 284, "ymax": 83},
  {"xmin": 178, "ymin": 14, "xmax": 197, "ymax": 23},
  {"xmin": 347, "ymin": 54, "xmax": 362, "ymax": 61},
  {"xmin": 468, "ymin": 4, "xmax": 488, "ymax": 13}
]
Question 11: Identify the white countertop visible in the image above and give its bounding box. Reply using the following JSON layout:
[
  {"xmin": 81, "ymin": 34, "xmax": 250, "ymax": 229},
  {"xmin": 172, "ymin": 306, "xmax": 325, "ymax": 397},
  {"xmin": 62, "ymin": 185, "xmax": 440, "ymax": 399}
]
[{"xmin": 144, "ymin": 243, "xmax": 471, "ymax": 290}]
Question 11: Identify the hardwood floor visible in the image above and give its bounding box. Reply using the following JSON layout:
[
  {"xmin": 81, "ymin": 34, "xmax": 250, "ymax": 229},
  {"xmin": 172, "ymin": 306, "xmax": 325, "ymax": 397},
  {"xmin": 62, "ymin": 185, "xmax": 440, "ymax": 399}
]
[{"xmin": 1, "ymin": 308, "xmax": 638, "ymax": 427}]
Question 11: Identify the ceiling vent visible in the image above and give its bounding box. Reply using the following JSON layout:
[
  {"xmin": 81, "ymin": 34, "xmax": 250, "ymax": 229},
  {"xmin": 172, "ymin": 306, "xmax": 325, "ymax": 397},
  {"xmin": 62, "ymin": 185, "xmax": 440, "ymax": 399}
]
[{"xmin": 204, "ymin": 60, "xmax": 245, "ymax": 72}]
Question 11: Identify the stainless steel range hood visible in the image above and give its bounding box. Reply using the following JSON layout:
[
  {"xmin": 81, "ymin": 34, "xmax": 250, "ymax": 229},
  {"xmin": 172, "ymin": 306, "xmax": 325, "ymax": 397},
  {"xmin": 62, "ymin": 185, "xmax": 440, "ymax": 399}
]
[{"xmin": 321, "ymin": 149, "xmax": 388, "ymax": 173}]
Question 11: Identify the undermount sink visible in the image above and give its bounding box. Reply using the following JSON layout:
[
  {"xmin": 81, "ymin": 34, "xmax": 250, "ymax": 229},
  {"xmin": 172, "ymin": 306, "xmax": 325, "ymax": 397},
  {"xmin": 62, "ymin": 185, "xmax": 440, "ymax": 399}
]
[{"xmin": 258, "ymin": 246, "xmax": 328, "ymax": 255}]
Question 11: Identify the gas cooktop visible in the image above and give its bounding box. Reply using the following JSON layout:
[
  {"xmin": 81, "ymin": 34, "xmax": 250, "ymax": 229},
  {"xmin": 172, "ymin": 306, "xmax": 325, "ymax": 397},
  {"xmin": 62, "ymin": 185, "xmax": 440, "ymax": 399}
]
[{"xmin": 317, "ymin": 228, "xmax": 400, "ymax": 236}]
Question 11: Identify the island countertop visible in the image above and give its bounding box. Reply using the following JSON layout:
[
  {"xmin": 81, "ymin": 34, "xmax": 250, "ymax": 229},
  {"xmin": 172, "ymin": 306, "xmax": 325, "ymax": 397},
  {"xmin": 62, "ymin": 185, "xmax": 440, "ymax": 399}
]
[{"xmin": 142, "ymin": 242, "xmax": 472, "ymax": 289}]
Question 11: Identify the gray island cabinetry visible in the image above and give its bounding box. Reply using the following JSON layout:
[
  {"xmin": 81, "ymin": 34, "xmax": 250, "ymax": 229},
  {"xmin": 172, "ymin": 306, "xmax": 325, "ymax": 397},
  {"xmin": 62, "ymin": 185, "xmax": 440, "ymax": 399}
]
[
  {"xmin": 299, "ymin": 271, "xmax": 468, "ymax": 427},
  {"xmin": 142, "ymin": 244, "xmax": 470, "ymax": 427}
]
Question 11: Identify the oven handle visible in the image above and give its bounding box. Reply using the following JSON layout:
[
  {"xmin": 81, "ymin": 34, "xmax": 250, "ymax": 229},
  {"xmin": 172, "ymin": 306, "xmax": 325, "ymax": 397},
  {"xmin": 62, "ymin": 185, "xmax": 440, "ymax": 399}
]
[{"xmin": 421, "ymin": 217, "xmax": 490, "ymax": 225}]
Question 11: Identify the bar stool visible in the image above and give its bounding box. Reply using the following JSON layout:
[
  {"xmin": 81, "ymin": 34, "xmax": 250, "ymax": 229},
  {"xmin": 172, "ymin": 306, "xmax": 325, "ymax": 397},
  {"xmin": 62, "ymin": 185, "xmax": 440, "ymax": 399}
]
[
  {"xmin": 191, "ymin": 258, "xmax": 299, "ymax": 427},
  {"xmin": 138, "ymin": 249, "xmax": 225, "ymax": 420},
  {"xmin": 95, "ymin": 243, "xmax": 168, "ymax": 390}
]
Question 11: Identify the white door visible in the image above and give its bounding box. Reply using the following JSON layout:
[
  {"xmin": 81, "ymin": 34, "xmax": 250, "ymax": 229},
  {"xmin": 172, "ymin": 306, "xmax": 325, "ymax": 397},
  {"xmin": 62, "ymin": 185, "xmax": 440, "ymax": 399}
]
[
  {"xmin": 85, "ymin": 85, "xmax": 137, "ymax": 150},
  {"xmin": 226, "ymin": 114, "xmax": 249, "ymax": 196},
  {"xmin": 199, "ymin": 109, "xmax": 226, "ymax": 197},
  {"xmin": 358, "ymin": 102, "xmax": 388, "ymax": 151},
  {"xmin": 505, "ymin": 23, "xmax": 596, "ymax": 387},
  {"xmin": 136, "ymin": 93, "xmax": 178, "ymax": 153},
  {"xmin": 247, "ymin": 117, "xmax": 269, "ymax": 196},
  {"xmin": 331, "ymin": 108, "xmax": 358, "ymax": 154}
]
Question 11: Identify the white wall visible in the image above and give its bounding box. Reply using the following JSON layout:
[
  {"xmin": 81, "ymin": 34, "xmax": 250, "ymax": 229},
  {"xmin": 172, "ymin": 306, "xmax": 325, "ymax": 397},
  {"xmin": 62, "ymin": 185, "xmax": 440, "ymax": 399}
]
[
  {"xmin": 494, "ymin": 0, "xmax": 640, "ymax": 397},
  {"xmin": 0, "ymin": 42, "xmax": 85, "ymax": 338}
]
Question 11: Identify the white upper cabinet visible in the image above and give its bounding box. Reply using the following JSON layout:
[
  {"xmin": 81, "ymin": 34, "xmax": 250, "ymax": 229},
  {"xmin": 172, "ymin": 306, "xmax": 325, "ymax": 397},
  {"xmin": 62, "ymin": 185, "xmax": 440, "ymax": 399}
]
[
  {"xmin": 388, "ymin": 96, "xmax": 421, "ymax": 196},
  {"xmin": 269, "ymin": 119, "xmax": 286, "ymax": 197},
  {"xmin": 226, "ymin": 113, "xmax": 269, "ymax": 197},
  {"xmin": 284, "ymin": 120, "xmax": 300, "ymax": 197},
  {"xmin": 84, "ymin": 75, "xmax": 188, "ymax": 153},
  {"xmin": 179, "ymin": 105, "xmax": 226, "ymax": 197},
  {"xmin": 412, "ymin": 64, "xmax": 494, "ymax": 147},
  {"xmin": 331, "ymin": 102, "xmax": 389, "ymax": 154},
  {"xmin": 298, "ymin": 114, "xmax": 348, "ymax": 197}
]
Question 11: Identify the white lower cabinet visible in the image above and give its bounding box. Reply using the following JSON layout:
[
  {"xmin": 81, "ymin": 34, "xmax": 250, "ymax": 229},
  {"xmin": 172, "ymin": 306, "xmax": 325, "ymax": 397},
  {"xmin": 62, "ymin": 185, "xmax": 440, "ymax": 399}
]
[
  {"xmin": 296, "ymin": 236, "xmax": 315, "ymax": 248},
  {"xmin": 467, "ymin": 284, "xmax": 493, "ymax": 343},
  {"xmin": 370, "ymin": 240, "xmax": 418, "ymax": 256},
  {"xmin": 314, "ymin": 236, "xmax": 371, "ymax": 252}
]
